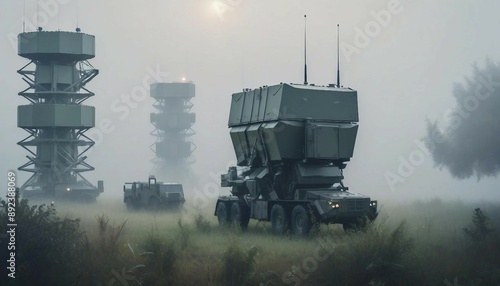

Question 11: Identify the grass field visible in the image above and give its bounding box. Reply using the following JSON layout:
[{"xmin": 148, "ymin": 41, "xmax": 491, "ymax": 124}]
[{"xmin": 1, "ymin": 198, "xmax": 499, "ymax": 285}]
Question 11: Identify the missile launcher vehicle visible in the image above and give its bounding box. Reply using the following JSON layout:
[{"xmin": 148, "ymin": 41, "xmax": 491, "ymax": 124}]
[
  {"xmin": 214, "ymin": 83, "xmax": 378, "ymax": 234},
  {"xmin": 123, "ymin": 176, "xmax": 185, "ymax": 210}
]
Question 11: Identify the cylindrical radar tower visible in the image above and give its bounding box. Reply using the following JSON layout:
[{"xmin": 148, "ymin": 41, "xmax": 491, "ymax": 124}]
[
  {"xmin": 17, "ymin": 30, "xmax": 103, "ymax": 201},
  {"xmin": 150, "ymin": 82, "xmax": 196, "ymax": 183}
]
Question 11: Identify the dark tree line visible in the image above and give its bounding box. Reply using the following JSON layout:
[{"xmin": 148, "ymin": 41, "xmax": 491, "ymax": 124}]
[{"xmin": 425, "ymin": 59, "xmax": 500, "ymax": 179}]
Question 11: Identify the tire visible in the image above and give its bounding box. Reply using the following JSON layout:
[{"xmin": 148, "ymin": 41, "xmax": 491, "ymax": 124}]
[
  {"xmin": 217, "ymin": 202, "xmax": 229, "ymax": 226},
  {"xmin": 291, "ymin": 205, "xmax": 312, "ymax": 236},
  {"xmin": 149, "ymin": 197, "xmax": 161, "ymax": 212},
  {"xmin": 230, "ymin": 202, "xmax": 250, "ymax": 230},
  {"xmin": 342, "ymin": 219, "xmax": 362, "ymax": 232},
  {"xmin": 271, "ymin": 204, "xmax": 288, "ymax": 234},
  {"xmin": 78, "ymin": 193, "xmax": 96, "ymax": 203},
  {"xmin": 343, "ymin": 222, "xmax": 355, "ymax": 232},
  {"xmin": 343, "ymin": 217, "xmax": 369, "ymax": 232},
  {"xmin": 125, "ymin": 198, "xmax": 136, "ymax": 210}
]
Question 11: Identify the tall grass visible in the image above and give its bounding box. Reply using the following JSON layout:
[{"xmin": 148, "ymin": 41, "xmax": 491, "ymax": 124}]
[
  {"xmin": 314, "ymin": 221, "xmax": 415, "ymax": 285},
  {"xmin": 1, "ymin": 198, "xmax": 499, "ymax": 285},
  {"xmin": 220, "ymin": 237, "xmax": 259, "ymax": 285},
  {"xmin": 0, "ymin": 199, "xmax": 82, "ymax": 286}
]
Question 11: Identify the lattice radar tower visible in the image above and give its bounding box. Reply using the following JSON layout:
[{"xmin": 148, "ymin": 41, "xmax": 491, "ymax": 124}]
[
  {"xmin": 17, "ymin": 30, "xmax": 103, "ymax": 201},
  {"xmin": 150, "ymin": 82, "xmax": 196, "ymax": 182}
]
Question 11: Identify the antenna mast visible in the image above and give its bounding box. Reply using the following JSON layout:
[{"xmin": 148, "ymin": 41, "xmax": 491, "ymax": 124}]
[
  {"xmin": 77, "ymin": 0, "xmax": 79, "ymax": 29},
  {"xmin": 22, "ymin": 0, "xmax": 26, "ymax": 32},
  {"xmin": 337, "ymin": 24, "xmax": 341, "ymax": 87},
  {"xmin": 304, "ymin": 15, "xmax": 308, "ymax": 85}
]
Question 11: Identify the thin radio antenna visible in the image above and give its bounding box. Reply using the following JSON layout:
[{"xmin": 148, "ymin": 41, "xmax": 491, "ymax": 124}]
[
  {"xmin": 241, "ymin": 53, "xmax": 245, "ymax": 88},
  {"xmin": 77, "ymin": 0, "xmax": 80, "ymax": 29},
  {"xmin": 37, "ymin": 0, "xmax": 39, "ymax": 28},
  {"xmin": 337, "ymin": 24, "xmax": 341, "ymax": 87},
  {"xmin": 22, "ymin": 0, "xmax": 26, "ymax": 32},
  {"xmin": 303, "ymin": 15, "xmax": 308, "ymax": 85}
]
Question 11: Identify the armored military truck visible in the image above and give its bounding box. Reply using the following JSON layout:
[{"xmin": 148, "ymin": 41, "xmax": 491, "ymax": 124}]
[
  {"xmin": 123, "ymin": 176, "xmax": 185, "ymax": 210},
  {"xmin": 214, "ymin": 83, "xmax": 378, "ymax": 234}
]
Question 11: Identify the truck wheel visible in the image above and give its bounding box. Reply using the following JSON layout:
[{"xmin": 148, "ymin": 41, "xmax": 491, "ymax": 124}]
[
  {"xmin": 125, "ymin": 199, "xmax": 135, "ymax": 210},
  {"xmin": 217, "ymin": 202, "xmax": 229, "ymax": 226},
  {"xmin": 271, "ymin": 204, "xmax": 288, "ymax": 234},
  {"xmin": 343, "ymin": 217, "xmax": 369, "ymax": 232},
  {"xmin": 291, "ymin": 205, "xmax": 312, "ymax": 235},
  {"xmin": 149, "ymin": 197, "xmax": 160, "ymax": 212},
  {"xmin": 77, "ymin": 193, "xmax": 96, "ymax": 203},
  {"xmin": 343, "ymin": 222, "xmax": 355, "ymax": 232},
  {"xmin": 230, "ymin": 202, "xmax": 250, "ymax": 230}
]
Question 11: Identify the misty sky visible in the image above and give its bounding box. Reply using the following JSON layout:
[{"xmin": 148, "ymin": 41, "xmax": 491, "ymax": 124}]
[{"xmin": 1, "ymin": 0, "xmax": 499, "ymax": 203}]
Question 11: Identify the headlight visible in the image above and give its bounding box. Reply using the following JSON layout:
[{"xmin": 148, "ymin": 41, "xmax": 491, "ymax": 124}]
[
  {"xmin": 370, "ymin": 201, "xmax": 377, "ymax": 207},
  {"xmin": 66, "ymin": 187, "xmax": 71, "ymax": 192},
  {"xmin": 328, "ymin": 201, "xmax": 340, "ymax": 209}
]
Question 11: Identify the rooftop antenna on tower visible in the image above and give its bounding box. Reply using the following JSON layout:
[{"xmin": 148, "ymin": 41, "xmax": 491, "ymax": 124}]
[
  {"xmin": 22, "ymin": 0, "xmax": 26, "ymax": 32},
  {"xmin": 303, "ymin": 15, "xmax": 308, "ymax": 85},
  {"xmin": 76, "ymin": 0, "xmax": 80, "ymax": 32},
  {"xmin": 337, "ymin": 24, "xmax": 341, "ymax": 87},
  {"xmin": 241, "ymin": 53, "xmax": 245, "ymax": 88}
]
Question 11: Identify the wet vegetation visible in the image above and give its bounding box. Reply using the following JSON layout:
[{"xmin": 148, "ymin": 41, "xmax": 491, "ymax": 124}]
[{"xmin": 0, "ymin": 198, "xmax": 499, "ymax": 285}]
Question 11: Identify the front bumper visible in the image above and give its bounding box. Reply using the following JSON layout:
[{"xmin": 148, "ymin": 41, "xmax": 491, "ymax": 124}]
[{"xmin": 313, "ymin": 199, "xmax": 378, "ymax": 223}]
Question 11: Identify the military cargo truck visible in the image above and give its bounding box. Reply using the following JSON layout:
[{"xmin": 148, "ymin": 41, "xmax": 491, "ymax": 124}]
[
  {"xmin": 214, "ymin": 83, "xmax": 378, "ymax": 234},
  {"xmin": 123, "ymin": 176, "xmax": 185, "ymax": 210}
]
